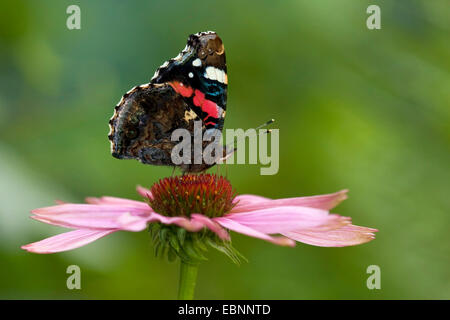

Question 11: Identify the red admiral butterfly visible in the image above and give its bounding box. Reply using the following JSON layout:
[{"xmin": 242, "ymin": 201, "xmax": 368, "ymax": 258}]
[{"xmin": 108, "ymin": 31, "xmax": 229, "ymax": 173}]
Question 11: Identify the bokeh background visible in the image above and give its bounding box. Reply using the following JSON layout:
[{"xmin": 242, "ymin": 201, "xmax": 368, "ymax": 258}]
[{"xmin": 0, "ymin": 0, "xmax": 449, "ymax": 299}]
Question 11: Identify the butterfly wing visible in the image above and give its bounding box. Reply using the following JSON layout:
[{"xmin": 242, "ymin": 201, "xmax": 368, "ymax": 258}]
[
  {"xmin": 109, "ymin": 32, "xmax": 229, "ymax": 172},
  {"xmin": 108, "ymin": 83, "xmax": 201, "ymax": 167},
  {"xmin": 150, "ymin": 31, "xmax": 227, "ymax": 131}
]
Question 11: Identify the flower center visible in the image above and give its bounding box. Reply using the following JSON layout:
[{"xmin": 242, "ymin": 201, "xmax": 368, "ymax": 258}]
[{"xmin": 147, "ymin": 174, "xmax": 236, "ymax": 218}]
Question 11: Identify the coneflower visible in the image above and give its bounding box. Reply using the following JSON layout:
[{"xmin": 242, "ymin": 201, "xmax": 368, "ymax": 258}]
[{"xmin": 22, "ymin": 174, "xmax": 377, "ymax": 299}]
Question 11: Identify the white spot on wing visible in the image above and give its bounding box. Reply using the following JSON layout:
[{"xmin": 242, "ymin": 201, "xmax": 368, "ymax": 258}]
[
  {"xmin": 188, "ymin": 72, "xmax": 194, "ymax": 78},
  {"xmin": 217, "ymin": 69, "xmax": 224, "ymax": 83},
  {"xmin": 204, "ymin": 66, "xmax": 227, "ymax": 84},
  {"xmin": 192, "ymin": 58, "xmax": 202, "ymax": 67},
  {"xmin": 205, "ymin": 67, "xmax": 216, "ymax": 80}
]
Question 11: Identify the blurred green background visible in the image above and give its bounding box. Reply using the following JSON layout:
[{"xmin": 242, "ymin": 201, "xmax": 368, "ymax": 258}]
[{"xmin": 0, "ymin": 0, "xmax": 449, "ymax": 299}]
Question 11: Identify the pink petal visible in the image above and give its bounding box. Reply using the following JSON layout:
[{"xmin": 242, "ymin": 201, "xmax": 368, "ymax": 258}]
[
  {"xmin": 116, "ymin": 212, "xmax": 152, "ymax": 231},
  {"xmin": 222, "ymin": 206, "xmax": 349, "ymax": 234},
  {"xmin": 233, "ymin": 194, "xmax": 269, "ymax": 207},
  {"xmin": 21, "ymin": 229, "xmax": 116, "ymax": 254},
  {"xmin": 31, "ymin": 204, "xmax": 152, "ymax": 230},
  {"xmin": 191, "ymin": 214, "xmax": 230, "ymax": 240},
  {"xmin": 148, "ymin": 213, "xmax": 204, "ymax": 232},
  {"xmin": 32, "ymin": 204, "xmax": 151, "ymax": 216},
  {"xmin": 282, "ymin": 224, "xmax": 378, "ymax": 247},
  {"xmin": 85, "ymin": 196, "xmax": 150, "ymax": 210},
  {"xmin": 233, "ymin": 190, "xmax": 348, "ymax": 213},
  {"xmin": 31, "ymin": 215, "xmax": 75, "ymax": 228},
  {"xmin": 137, "ymin": 185, "xmax": 152, "ymax": 198},
  {"xmin": 215, "ymin": 218, "xmax": 296, "ymax": 247}
]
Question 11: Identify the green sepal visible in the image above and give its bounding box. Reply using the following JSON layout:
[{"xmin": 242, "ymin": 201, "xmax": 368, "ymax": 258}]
[
  {"xmin": 177, "ymin": 228, "xmax": 186, "ymax": 245},
  {"xmin": 149, "ymin": 223, "xmax": 247, "ymax": 265},
  {"xmin": 167, "ymin": 247, "xmax": 178, "ymax": 262},
  {"xmin": 169, "ymin": 233, "xmax": 181, "ymax": 252}
]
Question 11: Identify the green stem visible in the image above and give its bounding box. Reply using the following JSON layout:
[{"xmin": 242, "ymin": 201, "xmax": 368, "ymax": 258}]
[{"xmin": 177, "ymin": 261, "xmax": 199, "ymax": 300}]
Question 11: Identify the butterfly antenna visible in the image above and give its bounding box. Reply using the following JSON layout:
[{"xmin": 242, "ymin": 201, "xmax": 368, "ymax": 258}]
[
  {"xmin": 222, "ymin": 118, "xmax": 274, "ymax": 164},
  {"xmin": 220, "ymin": 118, "xmax": 274, "ymax": 170},
  {"xmin": 255, "ymin": 118, "xmax": 275, "ymax": 130}
]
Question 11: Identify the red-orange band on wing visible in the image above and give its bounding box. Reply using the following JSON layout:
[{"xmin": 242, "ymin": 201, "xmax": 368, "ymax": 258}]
[{"xmin": 169, "ymin": 81, "xmax": 194, "ymax": 98}]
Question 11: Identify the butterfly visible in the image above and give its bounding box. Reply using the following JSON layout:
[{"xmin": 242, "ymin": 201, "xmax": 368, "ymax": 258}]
[{"xmin": 108, "ymin": 31, "xmax": 229, "ymax": 173}]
